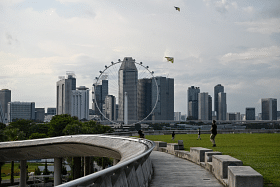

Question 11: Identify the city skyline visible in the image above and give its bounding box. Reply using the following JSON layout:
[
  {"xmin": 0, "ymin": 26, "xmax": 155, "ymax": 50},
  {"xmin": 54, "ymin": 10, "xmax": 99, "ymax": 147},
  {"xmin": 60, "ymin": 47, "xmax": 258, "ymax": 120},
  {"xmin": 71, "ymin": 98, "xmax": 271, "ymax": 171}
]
[{"xmin": 0, "ymin": 0, "xmax": 280, "ymax": 115}]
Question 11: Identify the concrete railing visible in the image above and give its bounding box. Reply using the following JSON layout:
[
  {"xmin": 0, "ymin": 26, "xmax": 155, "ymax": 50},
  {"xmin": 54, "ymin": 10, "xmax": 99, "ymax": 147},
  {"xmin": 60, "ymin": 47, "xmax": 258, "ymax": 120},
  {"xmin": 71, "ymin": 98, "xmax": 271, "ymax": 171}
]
[
  {"xmin": 0, "ymin": 135, "xmax": 155, "ymax": 187},
  {"xmin": 155, "ymin": 141, "xmax": 263, "ymax": 187}
]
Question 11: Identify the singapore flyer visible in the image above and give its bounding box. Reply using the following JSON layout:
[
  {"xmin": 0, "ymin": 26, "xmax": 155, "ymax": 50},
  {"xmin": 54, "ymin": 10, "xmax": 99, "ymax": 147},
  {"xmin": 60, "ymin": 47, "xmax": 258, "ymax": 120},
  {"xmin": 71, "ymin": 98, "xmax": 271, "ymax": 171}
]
[{"xmin": 93, "ymin": 57, "xmax": 158, "ymax": 126}]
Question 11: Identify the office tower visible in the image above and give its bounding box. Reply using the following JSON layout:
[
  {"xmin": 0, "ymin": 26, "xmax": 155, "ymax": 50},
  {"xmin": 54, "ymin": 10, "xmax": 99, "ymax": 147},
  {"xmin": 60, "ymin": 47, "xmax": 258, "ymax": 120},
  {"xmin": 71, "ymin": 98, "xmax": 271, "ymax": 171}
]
[
  {"xmin": 246, "ymin": 108, "xmax": 255, "ymax": 120},
  {"xmin": 118, "ymin": 57, "xmax": 138, "ymax": 122},
  {"xmin": 227, "ymin": 112, "xmax": 240, "ymax": 120},
  {"xmin": 208, "ymin": 95, "xmax": 212, "ymax": 120},
  {"xmin": 187, "ymin": 86, "xmax": 200, "ymax": 120},
  {"xmin": 277, "ymin": 111, "xmax": 280, "ymax": 120},
  {"xmin": 218, "ymin": 92, "xmax": 227, "ymax": 120},
  {"xmin": 56, "ymin": 72, "xmax": 76, "ymax": 115},
  {"xmin": 105, "ymin": 95, "xmax": 116, "ymax": 120},
  {"xmin": 214, "ymin": 84, "xmax": 224, "ymax": 117},
  {"xmin": 174, "ymin": 112, "xmax": 181, "ymax": 121},
  {"xmin": 138, "ymin": 78, "xmax": 152, "ymax": 120},
  {"xmin": 71, "ymin": 86, "xmax": 89, "ymax": 120},
  {"xmin": 198, "ymin": 92, "xmax": 209, "ymax": 120},
  {"xmin": 0, "ymin": 89, "xmax": 11, "ymax": 123},
  {"xmin": 151, "ymin": 77, "xmax": 174, "ymax": 120},
  {"xmin": 47, "ymin": 108, "xmax": 56, "ymax": 115},
  {"xmin": 7, "ymin": 102, "xmax": 35, "ymax": 122},
  {"xmin": 92, "ymin": 80, "xmax": 108, "ymax": 117},
  {"xmin": 261, "ymin": 98, "xmax": 277, "ymax": 120},
  {"xmin": 35, "ymin": 108, "xmax": 45, "ymax": 122}
]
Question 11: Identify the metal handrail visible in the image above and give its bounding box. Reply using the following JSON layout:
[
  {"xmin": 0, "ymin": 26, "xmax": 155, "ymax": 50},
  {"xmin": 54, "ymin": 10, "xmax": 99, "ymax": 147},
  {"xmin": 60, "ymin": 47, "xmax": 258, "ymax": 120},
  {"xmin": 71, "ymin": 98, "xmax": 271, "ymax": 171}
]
[{"xmin": 57, "ymin": 137, "xmax": 155, "ymax": 187}]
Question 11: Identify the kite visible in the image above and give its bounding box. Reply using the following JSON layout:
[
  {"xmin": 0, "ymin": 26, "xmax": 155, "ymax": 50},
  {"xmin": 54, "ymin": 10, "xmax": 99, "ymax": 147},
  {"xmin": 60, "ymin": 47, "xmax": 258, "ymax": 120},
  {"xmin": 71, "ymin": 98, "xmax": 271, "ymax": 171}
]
[
  {"xmin": 174, "ymin": 6, "xmax": 180, "ymax": 12},
  {"xmin": 165, "ymin": 57, "xmax": 174, "ymax": 63}
]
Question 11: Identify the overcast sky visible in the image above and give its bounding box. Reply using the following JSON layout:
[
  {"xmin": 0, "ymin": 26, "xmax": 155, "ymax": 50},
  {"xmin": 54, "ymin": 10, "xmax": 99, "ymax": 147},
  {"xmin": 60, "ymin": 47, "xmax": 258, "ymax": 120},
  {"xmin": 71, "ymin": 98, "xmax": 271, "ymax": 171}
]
[{"xmin": 1, "ymin": 0, "xmax": 279, "ymax": 116}]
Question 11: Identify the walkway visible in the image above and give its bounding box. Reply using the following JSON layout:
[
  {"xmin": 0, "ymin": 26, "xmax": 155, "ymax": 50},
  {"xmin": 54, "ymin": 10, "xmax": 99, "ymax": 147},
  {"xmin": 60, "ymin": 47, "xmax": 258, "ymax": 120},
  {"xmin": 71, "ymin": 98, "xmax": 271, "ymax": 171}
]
[{"xmin": 149, "ymin": 151, "xmax": 223, "ymax": 187}]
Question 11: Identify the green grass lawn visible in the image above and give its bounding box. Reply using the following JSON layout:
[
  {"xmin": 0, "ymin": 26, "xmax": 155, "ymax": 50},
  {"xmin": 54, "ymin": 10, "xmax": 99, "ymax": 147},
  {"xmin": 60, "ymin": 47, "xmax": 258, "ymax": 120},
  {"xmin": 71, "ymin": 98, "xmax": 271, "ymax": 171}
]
[
  {"xmin": 145, "ymin": 133, "xmax": 280, "ymax": 187},
  {"xmin": 1, "ymin": 162, "xmax": 46, "ymax": 180}
]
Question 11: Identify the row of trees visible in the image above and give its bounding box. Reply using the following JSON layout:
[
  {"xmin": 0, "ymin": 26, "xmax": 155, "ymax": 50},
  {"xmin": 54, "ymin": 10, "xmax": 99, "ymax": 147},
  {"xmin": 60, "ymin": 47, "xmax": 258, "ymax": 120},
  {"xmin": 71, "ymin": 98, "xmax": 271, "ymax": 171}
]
[{"xmin": 0, "ymin": 114, "xmax": 114, "ymax": 185}]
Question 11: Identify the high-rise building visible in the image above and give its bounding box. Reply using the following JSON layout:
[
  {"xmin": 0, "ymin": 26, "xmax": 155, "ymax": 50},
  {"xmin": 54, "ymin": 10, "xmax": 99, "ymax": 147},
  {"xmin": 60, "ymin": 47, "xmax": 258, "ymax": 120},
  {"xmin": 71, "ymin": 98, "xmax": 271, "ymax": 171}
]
[
  {"xmin": 35, "ymin": 108, "xmax": 45, "ymax": 122},
  {"xmin": 92, "ymin": 80, "xmax": 108, "ymax": 117},
  {"xmin": 138, "ymin": 78, "xmax": 152, "ymax": 120},
  {"xmin": 227, "ymin": 112, "xmax": 240, "ymax": 120},
  {"xmin": 174, "ymin": 112, "xmax": 181, "ymax": 121},
  {"xmin": 7, "ymin": 102, "xmax": 35, "ymax": 122},
  {"xmin": 218, "ymin": 92, "xmax": 227, "ymax": 120},
  {"xmin": 246, "ymin": 107, "xmax": 255, "ymax": 120},
  {"xmin": 104, "ymin": 95, "xmax": 116, "ymax": 120},
  {"xmin": 151, "ymin": 77, "xmax": 174, "ymax": 120},
  {"xmin": 56, "ymin": 72, "xmax": 76, "ymax": 115},
  {"xmin": 0, "ymin": 89, "xmax": 11, "ymax": 123},
  {"xmin": 46, "ymin": 108, "xmax": 56, "ymax": 115},
  {"xmin": 71, "ymin": 86, "xmax": 89, "ymax": 120},
  {"xmin": 261, "ymin": 98, "xmax": 277, "ymax": 120},
  {"xmin": 214, "ymin": 84, "xmax": 224, "ymax": 117},
  {"xmin": 198, "ymin": 92, "xmax": 209, "ymax": 120},
  {"xmin": 118, "ymin": 57, "xmax": 138, "ymax": 122},
  {"xmin": 187, "ymin": 86, "xmax": 200, "ymax": 120},
  {"xmin": 208, "ymin": 95, "xmax": 212, "ymax": 120}
]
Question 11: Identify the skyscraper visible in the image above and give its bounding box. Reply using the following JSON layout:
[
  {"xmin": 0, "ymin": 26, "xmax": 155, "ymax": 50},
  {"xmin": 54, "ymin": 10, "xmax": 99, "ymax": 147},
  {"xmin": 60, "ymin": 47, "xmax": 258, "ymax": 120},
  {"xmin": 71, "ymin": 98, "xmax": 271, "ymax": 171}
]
[
  {"xmin": 92, "ymin": 80, "xmax": 108, "ymax": 117},
  {"xmin": 246, "ymin": 107, "xmax": 255, "ymax": 120},
  {"xmin": 187, "ymin": 86, "xmax": 200, "ymax": 120},
  {"xmin": 218, "ymin": 92, "xmax": 227, "ymax": 120},
  {"xmin": 105, "ymin": 95, "xmax": 116, "ymax": 120},
  {"xmin": 261, "ymin": 98, "xmax": 277, "ymax": 120},
  {"xmin": 151, "ymin": 77, "xmax": 174, "ymax": 120},
  {"xmin": 138, "ymin": 78, "xmax": 152, "ymax": 120},
  {"xmin": 208, "ymin": 95, "xmax": 212, "ymax": 120},
  {"xmin": 214, "ymin": 84, "xmax": 224, "ymax": 117},
  {"xmin": 8, "ymin": 102, "xmax": 35, "ymax": 122},
  {"xmin": 72, "ymin": 86, "xmax": 89, "ymax": 120},
  {"xmin": 35, "ymin": 108, "xmax": 45, "ymax": 122},
  {"xmin": 118, "ymin": 57, "xmax": 138, "ymax": 122},
  {"xmin": 56, "ymin": 72, "xmax": 76, "ymax": 115},
  {"xmin": 0, "ymin": 89, "xmax": 11, "ymax": 123},
  {"xmin": 198, "ymin": 92, "xmax": 209, "ymax": 120}
]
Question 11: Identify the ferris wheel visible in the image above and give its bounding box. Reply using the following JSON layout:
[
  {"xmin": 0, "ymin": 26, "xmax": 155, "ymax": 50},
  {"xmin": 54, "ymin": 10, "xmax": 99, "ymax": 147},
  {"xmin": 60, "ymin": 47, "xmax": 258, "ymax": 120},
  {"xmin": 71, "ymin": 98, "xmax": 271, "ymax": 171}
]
[{"xmin": 93, "ymin": 58, "xmax": 158, "ymax": 126}]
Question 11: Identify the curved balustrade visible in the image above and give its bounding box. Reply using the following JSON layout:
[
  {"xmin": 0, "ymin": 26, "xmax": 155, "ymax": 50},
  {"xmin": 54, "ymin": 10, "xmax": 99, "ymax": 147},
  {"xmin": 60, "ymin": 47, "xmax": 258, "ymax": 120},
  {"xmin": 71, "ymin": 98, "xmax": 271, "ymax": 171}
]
[{"xmin": 0, "ymin": 135, "xmax": 155, "ymax": 187}]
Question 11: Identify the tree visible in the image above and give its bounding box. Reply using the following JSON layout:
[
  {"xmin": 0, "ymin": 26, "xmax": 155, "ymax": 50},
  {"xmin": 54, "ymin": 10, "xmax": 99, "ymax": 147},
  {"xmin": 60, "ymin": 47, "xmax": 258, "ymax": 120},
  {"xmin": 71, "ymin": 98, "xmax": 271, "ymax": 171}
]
[
  {"xmin": 29, "ymin": 133, "xmax": 48, "ymax": 139},
  {"xmin": 34, "ymin": 167, "xmax": 41, "ymax": 175},
  {"xmin": 48, "ymin": 114, "xmax": 79, "ymax": 137},
  {"xmin": 92, "ymin": 157, "xmax": 113, "ymax": 169},
  {"xmin": 8, "ymin": 119, "xmax": 34, "ymax": 139}
]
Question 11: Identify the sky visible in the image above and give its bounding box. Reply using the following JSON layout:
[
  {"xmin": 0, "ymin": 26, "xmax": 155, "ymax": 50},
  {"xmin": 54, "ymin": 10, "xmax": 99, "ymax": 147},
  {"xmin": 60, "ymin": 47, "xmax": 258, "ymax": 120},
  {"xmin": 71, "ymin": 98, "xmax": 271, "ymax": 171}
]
[{"xmin": 0, "ymin": 0, "xmax": 280, "ymax": 116}]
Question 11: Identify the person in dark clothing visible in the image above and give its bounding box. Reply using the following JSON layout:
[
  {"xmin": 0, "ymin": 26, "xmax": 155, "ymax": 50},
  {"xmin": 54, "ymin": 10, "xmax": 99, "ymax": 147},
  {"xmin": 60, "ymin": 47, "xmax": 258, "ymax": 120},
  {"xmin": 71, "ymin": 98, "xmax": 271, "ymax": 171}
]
[
  {"xmin": 172, "ymin": 131, "xmax": 175, "ymax": 141},
  {"xmin": 210, "ymin": 120, "xmax": 217, "ymax": 147},
  {"xmin": 197, "ymin": 128, "xmax": 201, "ymax": 140},
  {"xmin": 138, "ymin": 130, "xmax": 145, "ymax": 138}
]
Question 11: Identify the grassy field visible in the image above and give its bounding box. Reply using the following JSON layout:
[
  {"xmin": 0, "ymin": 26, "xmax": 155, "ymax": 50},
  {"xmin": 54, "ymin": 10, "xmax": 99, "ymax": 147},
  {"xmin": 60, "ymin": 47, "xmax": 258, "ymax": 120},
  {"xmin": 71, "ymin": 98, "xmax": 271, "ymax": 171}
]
[
  {"xmin": 145, "ymin": 133, "xmax": 280, "ymax": 187},
  {"xmin": 1, "ymin": 162, "xmax": 46, "ymax": 180}
]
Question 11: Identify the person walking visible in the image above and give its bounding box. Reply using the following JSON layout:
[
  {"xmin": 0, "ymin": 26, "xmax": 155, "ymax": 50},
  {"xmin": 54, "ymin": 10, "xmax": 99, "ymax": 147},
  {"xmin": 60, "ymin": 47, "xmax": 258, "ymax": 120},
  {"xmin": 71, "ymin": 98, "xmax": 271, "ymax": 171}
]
[
  {"xmin": 197, "ymin": 128, "xmax": 201, "ymax": 140},
  {"xmin": 171, "ymin": 131, "xmax": 175, "ymax": 141},
  {"xmin": 210, "ymin": 120, "xmax": 217, "ymax": 147}
]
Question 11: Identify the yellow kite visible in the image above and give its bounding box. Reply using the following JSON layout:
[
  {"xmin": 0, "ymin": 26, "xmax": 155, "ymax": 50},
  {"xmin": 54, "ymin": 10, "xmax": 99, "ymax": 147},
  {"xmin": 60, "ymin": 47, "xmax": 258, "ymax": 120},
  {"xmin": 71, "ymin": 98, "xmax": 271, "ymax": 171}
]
[{"xmin": 165, "ymin": 57, "xmax": 174, "ymax": 63}]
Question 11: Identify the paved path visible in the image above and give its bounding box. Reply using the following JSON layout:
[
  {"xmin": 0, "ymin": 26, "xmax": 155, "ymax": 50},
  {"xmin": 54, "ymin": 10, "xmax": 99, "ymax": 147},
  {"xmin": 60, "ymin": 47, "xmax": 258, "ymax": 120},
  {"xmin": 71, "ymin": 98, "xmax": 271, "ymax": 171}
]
[{"xmin": 149, "ymin": 151, "xmax": 223, "ymax": 187}]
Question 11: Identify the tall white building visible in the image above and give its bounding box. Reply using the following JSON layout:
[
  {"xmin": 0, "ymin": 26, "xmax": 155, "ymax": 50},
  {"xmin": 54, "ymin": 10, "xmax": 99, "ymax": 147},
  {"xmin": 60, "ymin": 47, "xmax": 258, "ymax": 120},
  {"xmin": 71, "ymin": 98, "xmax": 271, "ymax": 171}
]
[
  {"xmin": 71, "ymin": 86, "xmax": 89, "ymax": 120},
  {"xmin": 198, "ymin": 92, "xmax": 209, "ymax": 120},
  {"xmin": 7, "ymin": 102, "xmax": 35, "ymax": 122},
  {"xmin": 56, "ymin": 72, "xmax": 76, "ymax": 115},
  {"xmin": 218, "ymin": 92, "xmax": 227, "ymax": 120}
]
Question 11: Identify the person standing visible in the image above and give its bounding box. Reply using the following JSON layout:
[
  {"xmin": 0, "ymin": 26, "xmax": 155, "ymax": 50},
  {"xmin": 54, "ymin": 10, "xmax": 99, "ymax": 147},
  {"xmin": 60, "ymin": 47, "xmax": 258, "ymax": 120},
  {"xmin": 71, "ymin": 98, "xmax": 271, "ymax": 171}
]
[
  {"xmin": 197, "ymin": 128, "xmax": 201, "ymax": 140},
  {"xmin": 210, "ymin": 120, "xmax": 217, "ymax": 147},
  {"xmin": 171, "ymin": 131, "xmax": 175, "ymax": 141}
]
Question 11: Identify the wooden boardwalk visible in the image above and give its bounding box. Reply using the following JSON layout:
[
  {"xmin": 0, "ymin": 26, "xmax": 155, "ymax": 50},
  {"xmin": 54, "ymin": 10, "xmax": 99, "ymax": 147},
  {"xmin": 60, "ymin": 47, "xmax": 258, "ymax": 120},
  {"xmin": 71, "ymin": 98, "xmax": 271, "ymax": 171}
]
[{"xmin": 149, "ymin": 151, "xmax": 223, "ymax": 187}]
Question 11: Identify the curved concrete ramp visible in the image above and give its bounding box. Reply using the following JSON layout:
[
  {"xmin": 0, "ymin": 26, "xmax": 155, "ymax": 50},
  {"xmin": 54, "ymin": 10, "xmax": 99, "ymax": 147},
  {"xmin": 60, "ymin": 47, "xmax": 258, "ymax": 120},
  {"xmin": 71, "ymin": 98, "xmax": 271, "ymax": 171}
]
[
  {"xmin": 0, "ymin": 135, "xmax": 147, "ymax": 162},
  {"xmin": 150, "ymin": 151, "xmax": 223, "ymax": 187}
]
